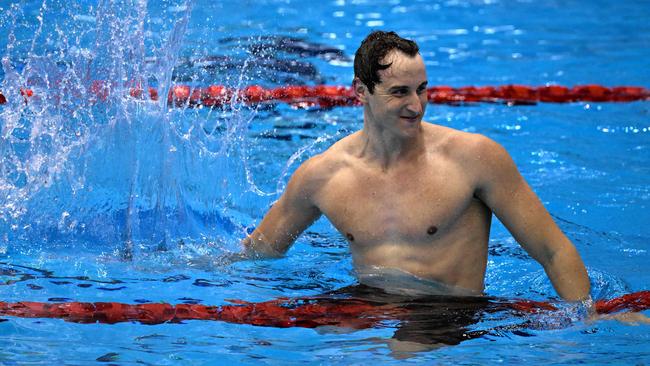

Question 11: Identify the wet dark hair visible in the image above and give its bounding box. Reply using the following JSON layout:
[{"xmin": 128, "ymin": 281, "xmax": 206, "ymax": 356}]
[{"xmin": 354, "ymin": 31, "xmax": 419, "ymax": 94}]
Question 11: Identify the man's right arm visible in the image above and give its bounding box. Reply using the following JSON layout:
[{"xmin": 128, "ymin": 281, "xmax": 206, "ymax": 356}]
[{"xmin": 242, "ymin": 158, "xmax": 323, "ymax": 257}]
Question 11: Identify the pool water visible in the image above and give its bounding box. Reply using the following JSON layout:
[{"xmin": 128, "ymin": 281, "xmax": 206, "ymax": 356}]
[{"xmin": 1, "ymin": 0, "xmax": 649, "ymax": 364}]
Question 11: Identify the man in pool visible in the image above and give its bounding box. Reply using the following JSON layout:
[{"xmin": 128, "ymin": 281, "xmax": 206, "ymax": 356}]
[{"xmin": 242, "ymin": 30, "xmax": 591, "ymax": 302}]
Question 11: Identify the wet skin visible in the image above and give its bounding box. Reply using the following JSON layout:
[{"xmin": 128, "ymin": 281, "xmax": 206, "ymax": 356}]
[{"xmin": 243, "ymin": 50, "xmax": 590, "ymax": 301}]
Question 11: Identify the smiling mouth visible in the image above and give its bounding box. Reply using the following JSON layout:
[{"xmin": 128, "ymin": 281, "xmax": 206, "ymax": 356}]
[{"xmin": 401, "ymin": 115, "xmax": 420, "ymax": 122}]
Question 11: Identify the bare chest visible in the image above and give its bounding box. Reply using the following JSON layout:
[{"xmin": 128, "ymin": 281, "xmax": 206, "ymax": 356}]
[{"xmin": 315, "ymin": 163, "xmax": 477, "ymax": 245}]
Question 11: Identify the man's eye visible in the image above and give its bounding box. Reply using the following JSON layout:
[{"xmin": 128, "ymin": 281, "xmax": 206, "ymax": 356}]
[
  {"xmin": 417, "ymin": 88, "xmax": 426, "ymax": 94},
  {"xmin": 392, "ymin": 89, "xmax": 407, "ymax": 96}
]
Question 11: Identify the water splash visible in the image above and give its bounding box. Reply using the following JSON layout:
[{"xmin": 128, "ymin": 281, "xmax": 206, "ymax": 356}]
[{"xmin": 0, "ymin": 0, "xmax": 273, "ymax": 257}]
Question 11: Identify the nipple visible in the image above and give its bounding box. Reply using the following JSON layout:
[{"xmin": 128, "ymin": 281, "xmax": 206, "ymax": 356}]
[
  {"xmin": 427, "ymin": 226, "xmax": 438, "ymax": 235},
  {"xmin": 346, "ymin": 233, "xmax": 355, "ymax": 242}
]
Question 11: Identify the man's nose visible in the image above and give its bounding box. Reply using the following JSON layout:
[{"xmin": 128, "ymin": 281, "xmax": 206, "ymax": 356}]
[{"xmin": 405, "ymin": 92, "xmax": 423, "ymax": 115}]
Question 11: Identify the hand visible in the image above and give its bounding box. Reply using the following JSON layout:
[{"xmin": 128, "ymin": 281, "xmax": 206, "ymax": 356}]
[{"xmin": 596, "ymin": 311, "xmax": 650, "ymax": 325}]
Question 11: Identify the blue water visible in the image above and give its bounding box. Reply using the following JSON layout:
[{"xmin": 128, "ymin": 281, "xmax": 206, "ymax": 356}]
[{"xmin": 1, "ymin": 0, "xmax": 649, "ymax": 364}]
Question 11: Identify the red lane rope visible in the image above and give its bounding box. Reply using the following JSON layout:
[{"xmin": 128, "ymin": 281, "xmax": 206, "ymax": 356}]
[
  {"xmin": 0, "ymin": 297, "xmax": 403, "ymax": 328},
  {"xmin": 0, "ymin": 291, "xmax": 648, "ymax": 327},
  {"xmin": 1, "ymin": 84, "xmax": 648, "ymax": 108}
]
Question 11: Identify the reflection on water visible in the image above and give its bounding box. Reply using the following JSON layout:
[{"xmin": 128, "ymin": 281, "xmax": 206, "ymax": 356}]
[
  {"xmin": 355, "ymin": 266, "xmax": 482, "ymax": 297},
  {"xmin": 1, "ymin": 259, "xmax": 596, "ymax": 350}
]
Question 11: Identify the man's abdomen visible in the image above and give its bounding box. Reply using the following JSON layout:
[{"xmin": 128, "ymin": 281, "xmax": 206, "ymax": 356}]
[{"xmin": 349, "ymin": 201, "xmax": 492, "ymax": 295}]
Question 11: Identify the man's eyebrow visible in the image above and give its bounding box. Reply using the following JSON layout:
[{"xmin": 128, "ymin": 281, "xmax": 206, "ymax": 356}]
[
  {"xmin": 387, "ymin": 82, "xmax": 428, "ymax": 91},
  {"xmin": 388, "ymin": 85, "xmax": 409, "ymax": 91}
]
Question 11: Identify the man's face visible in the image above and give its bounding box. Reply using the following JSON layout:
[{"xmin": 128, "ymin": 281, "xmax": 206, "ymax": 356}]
[{"xmin": 359, "ymin": 51, "xmax": 428, "ymax": 137}]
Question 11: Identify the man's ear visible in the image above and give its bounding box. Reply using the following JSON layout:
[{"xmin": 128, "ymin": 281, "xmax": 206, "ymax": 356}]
[{"xmin": 353, "ymin": 78, "xmax": 367, "ymax": 103}]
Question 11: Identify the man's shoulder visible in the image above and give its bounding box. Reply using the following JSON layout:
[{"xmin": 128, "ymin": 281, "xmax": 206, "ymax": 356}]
[
  {"xmin": 423, "ymin": 123, "xmax": 500, "ymax": 155},
  {"xmin": 291, "ymin": 136, "xmax": 355, "ymax": 187}
]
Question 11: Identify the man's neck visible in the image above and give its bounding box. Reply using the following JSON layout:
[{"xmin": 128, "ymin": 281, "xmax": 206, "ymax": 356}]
[{"xmin": 358, "ymin": 119, "xmax": 426, "ymax": 171}]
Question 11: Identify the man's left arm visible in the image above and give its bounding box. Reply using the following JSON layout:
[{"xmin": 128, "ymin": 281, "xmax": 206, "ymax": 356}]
[{"xmin": 471, "ymin": 136, "xmax": 590, "ymax": 301}]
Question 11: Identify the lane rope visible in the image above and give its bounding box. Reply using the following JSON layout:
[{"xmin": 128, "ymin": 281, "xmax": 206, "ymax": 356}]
[
  {"xmin": 1, "ymin": 291, "xmax": 648, "ymax": 327},
  {"xmin": 1, "ymin": 84, "xmax": 648, "ymax": 108}
]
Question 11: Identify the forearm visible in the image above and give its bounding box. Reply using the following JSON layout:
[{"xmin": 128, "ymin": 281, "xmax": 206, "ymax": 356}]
[{"xmin": 543, "ymin": 244, "xmax": 591, "ymax": 302}]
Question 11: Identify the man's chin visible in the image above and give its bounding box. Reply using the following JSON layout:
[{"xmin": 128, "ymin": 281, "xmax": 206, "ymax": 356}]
[{"xmin": 398, "ymin": 120, "xmax": 422, "ymax": 135}]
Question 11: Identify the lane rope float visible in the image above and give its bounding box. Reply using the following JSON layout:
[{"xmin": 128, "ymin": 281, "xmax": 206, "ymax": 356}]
[
  {"xmin": 0, "ymin": 84, "xmax": 648, "ymax": 108},
  {"xmin": 0, "ymin": 291, "xmax": 648, "ymax": 327}
]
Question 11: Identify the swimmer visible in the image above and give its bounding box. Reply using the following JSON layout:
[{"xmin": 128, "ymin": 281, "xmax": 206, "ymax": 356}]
[{"xmin": 242, "ymin": 30, "xmax": 590, "ymax": 302}]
